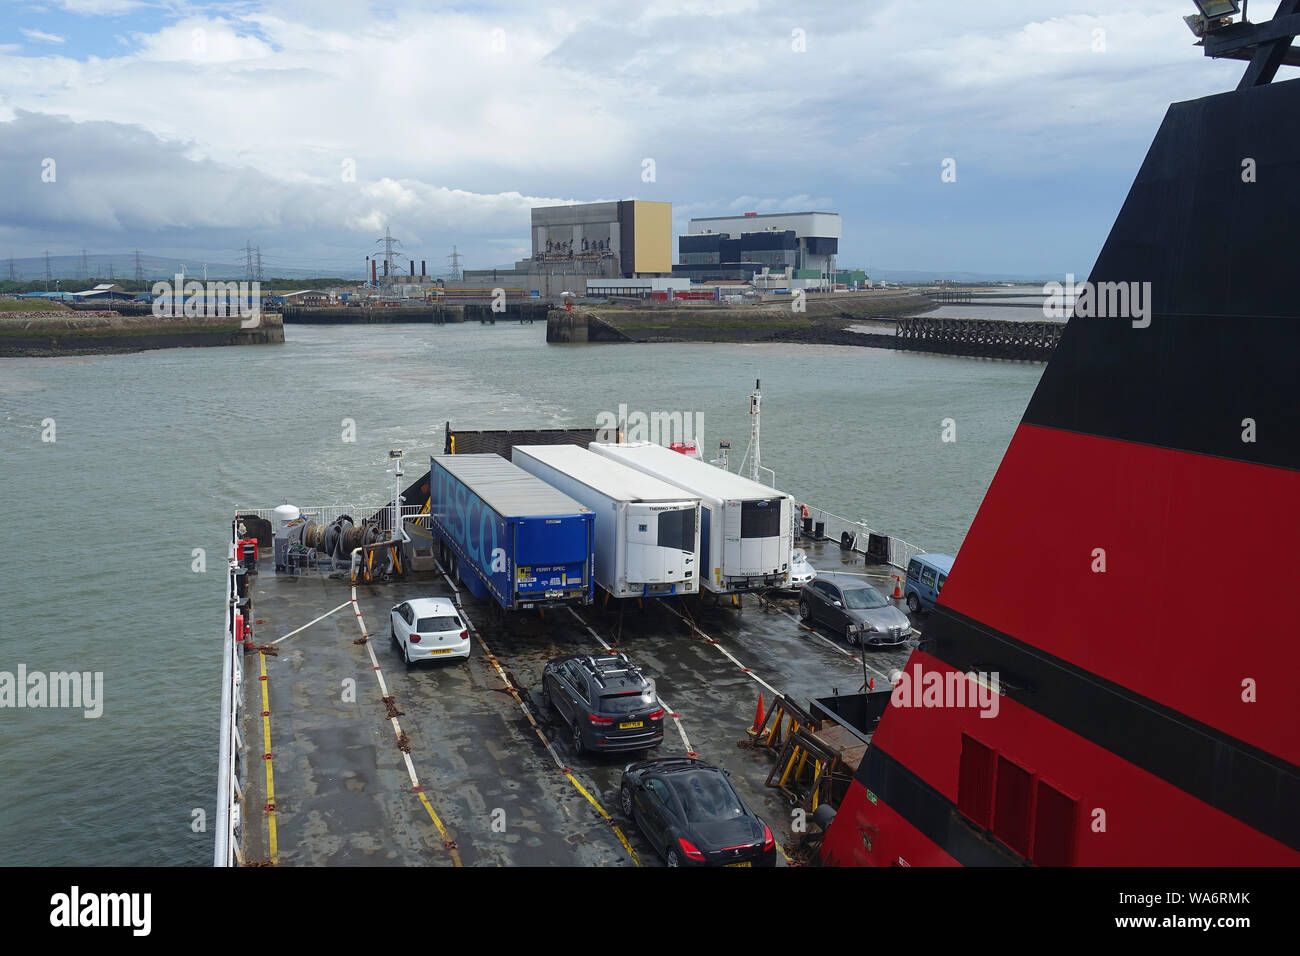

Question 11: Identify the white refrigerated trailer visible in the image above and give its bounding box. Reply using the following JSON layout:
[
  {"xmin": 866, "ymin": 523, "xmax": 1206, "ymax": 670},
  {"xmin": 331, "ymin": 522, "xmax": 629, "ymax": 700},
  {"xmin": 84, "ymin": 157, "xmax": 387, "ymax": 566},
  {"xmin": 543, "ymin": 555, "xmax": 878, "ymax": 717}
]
[
  {"xmin": 513, "ymin": 444, "xmax": 701, "ymax": 598},
  {"xmin": 588, "ymin": 441, "xmax": 793, "ymax": 594}
]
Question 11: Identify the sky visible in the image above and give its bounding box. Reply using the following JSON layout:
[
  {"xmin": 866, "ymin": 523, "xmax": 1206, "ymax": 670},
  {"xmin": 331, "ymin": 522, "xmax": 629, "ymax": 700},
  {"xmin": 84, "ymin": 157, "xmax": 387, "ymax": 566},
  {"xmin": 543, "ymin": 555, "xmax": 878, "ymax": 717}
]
[{"xmin": 0, "ymin": 0, "xmax": 1276, "ymax": 279}]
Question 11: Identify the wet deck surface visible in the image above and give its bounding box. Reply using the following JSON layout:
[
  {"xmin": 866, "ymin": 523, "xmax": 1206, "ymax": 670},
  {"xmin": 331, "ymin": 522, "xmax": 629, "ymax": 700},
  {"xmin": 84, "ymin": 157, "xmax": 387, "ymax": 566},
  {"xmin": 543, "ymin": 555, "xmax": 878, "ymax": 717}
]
[{"xmin": 238, "ymin": 538, "xmax": 918, "ymax": 866}]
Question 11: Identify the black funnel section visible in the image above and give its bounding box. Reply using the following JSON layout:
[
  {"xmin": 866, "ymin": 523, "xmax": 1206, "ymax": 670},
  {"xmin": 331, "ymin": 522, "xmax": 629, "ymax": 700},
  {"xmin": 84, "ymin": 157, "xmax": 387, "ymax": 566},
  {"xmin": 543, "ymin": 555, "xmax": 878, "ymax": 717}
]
[{"xmin": 1024, "ymin": 77, "xmax": 1300, "ymax": 470}]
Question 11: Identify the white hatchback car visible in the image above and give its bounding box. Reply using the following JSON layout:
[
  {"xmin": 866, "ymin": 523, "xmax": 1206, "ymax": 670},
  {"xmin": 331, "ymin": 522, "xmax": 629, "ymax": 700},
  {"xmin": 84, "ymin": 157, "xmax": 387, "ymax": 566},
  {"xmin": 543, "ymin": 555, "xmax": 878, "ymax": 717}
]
[{"xmin": 390, "ymin": 598, "xmax": 470, "ymax": 666}]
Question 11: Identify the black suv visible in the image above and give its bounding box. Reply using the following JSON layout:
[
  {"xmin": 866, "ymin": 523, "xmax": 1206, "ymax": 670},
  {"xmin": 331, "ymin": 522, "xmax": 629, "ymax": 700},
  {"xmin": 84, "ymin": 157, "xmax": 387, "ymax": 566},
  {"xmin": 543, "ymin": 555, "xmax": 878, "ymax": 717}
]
[{"xmin": 542, "ymin": 653, "xmax": 664, "ymax": 755}]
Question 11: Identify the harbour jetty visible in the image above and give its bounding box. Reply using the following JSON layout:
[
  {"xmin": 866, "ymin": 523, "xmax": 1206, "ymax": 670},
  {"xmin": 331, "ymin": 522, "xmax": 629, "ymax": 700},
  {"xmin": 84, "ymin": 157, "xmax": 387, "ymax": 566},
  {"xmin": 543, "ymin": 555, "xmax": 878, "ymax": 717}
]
[
  {"xmin": 548, "ymin": 292, "xmax": 1062, "ymax": 360},
  {"xmin": 281, "ymin": 303, "xmax": 550, "ymax": 324},
  {"xmin": 0, "ymin": 306, "xmax": 284, "ymax": 357},
  {"xmin": 547, "ymin": 291, "xmax": 933, "ymax": 345}
]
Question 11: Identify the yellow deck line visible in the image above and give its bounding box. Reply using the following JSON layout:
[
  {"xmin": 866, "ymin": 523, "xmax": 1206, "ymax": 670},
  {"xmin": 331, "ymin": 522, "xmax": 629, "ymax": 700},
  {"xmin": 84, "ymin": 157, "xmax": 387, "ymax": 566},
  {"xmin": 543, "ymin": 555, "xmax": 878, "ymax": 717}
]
[{"xmin": 259, "ymin": 652, "xmax": 277, "ymax": 864}]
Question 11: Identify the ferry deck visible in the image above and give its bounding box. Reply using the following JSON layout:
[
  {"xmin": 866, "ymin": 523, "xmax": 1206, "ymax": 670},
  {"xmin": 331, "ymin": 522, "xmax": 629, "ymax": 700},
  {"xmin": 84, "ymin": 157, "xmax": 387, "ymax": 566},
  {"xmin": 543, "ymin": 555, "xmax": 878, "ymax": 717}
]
[{"xmin": 224, "ymin": 534, "xmax": 921, "ymax": 867}]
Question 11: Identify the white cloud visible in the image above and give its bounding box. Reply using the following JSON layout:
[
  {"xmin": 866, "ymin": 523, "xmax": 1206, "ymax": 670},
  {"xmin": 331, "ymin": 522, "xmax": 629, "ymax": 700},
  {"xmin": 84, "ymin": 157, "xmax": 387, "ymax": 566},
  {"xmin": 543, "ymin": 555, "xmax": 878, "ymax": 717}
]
[
  {"xmin": 0, "ymin": 111, "xmax": 588, "ymax": 269},
  {"xmin": 0, "ymin": 0, "xmax": 1259, "ymax": 272},
  {"xmin": 50, "ymin": 0, "xmax": 147, "ymax": 14},
  {"xmin": 726, "ymin": 195, "xmax": 834, "ymax": 213},
  {"xmin": 21, "ymin": 28, "xmax": 67, "ymax": 45},
  {"xmin": 134, "ymin": 19, "xmax": 275, "ymax": 64}
]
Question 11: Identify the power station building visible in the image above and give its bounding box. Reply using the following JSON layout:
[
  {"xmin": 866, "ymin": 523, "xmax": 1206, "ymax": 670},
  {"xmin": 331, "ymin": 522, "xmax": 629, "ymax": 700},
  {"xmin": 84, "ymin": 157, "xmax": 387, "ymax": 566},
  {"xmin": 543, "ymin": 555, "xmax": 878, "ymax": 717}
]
[
  {"xmin": 456, "ymin": 202, "xmax": 864, "ymax": 296},
  {"xmin": 673, "ymin": 211, "xmax": 855, "ymax": 284},
  {"xmin": 530, "ymin": 200, "xmax": 672, "ymax": 277},
  {"xmin": 461, "ymin": 199, "xmax": 673, "ymax": 296}
]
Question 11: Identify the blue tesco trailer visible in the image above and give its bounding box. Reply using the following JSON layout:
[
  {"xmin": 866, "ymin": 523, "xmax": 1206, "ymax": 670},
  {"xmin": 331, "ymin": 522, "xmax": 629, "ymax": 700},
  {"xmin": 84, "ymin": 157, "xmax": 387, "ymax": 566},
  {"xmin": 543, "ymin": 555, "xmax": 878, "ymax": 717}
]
[{"xmin": 429, "ymin": 454, "xmax": 595, "ymax": 612}]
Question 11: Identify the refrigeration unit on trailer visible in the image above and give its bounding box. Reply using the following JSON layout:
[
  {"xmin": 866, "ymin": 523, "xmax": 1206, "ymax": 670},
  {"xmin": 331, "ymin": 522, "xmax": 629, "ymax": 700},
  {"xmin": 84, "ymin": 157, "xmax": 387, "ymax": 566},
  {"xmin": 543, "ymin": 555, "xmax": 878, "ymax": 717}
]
[
  {"xmin": 512, "ymin": 444, "xmax": 701, "ymax": 599},
  {"xmin": 429, "ymin": 454, "xmax": 595, "ymax": 612},
  {"xmin": 588, "ymin": 441, "xmax": 793, "ymax": 593}
]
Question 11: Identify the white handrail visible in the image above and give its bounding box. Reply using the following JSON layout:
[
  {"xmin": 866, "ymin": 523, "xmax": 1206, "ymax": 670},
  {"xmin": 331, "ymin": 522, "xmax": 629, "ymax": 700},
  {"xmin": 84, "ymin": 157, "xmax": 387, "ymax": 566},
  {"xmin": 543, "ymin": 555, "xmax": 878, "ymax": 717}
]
[{"xmin": 214, "ymin": 527, "xmax": 239, "ymax": 866}]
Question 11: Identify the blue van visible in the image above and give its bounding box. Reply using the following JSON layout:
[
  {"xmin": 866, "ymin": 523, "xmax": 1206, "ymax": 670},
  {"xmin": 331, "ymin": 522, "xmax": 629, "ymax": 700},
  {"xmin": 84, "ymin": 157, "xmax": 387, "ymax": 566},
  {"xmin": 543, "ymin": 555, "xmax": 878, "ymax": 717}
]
[{"xmin": 903, "ymin": 553, "xmax": 955, "ymax": 614}]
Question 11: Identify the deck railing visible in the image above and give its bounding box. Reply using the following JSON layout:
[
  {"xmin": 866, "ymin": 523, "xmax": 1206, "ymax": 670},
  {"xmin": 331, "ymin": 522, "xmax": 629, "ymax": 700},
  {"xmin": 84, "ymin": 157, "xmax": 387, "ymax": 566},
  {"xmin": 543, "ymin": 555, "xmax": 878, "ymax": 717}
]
[
  {"xmin": 215, "ymin": 520, "xmax": 243, "ymax": 867},
  {"xmin": 235, "ymin": 503, "xmax": 430, "ymax": 533},
  {"xmin": 798, "ymin": 503, "xmax": 927, "ymax": 571}
]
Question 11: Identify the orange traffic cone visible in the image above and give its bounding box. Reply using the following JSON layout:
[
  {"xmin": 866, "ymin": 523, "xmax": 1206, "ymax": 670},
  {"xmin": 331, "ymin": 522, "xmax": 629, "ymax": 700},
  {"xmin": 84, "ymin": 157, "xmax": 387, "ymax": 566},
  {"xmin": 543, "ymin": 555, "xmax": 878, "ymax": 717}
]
[
  {"xmin": 891, "ymin": 575, "xmax": 904, "ymax": 600},
  {"xmin": 749, "ymin": 693, "xmax": 766, "ymax": 735}
]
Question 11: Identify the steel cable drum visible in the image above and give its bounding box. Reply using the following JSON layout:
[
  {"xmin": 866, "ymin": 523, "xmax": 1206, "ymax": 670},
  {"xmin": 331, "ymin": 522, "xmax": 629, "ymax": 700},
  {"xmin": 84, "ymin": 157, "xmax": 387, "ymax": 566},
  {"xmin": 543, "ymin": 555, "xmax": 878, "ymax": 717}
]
[
  {"xmin": 303, "ymin": 523, "xmax": 326, "ymax": 551},
  {"xmin": 339, "ymin": 521, "xmax": 369, "ymax": 555},
  {"xmin": 324, "ymin": 515, "xmax": 353, "ymax": 558}
]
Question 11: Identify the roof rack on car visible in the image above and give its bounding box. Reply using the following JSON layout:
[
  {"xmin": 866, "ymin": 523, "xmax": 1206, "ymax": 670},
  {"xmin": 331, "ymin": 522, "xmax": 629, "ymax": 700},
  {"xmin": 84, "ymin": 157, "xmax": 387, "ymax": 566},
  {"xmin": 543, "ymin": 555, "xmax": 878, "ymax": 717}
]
[{"xmin": 583, "ymin": 652, "xmax": 643, "ymax": 688}]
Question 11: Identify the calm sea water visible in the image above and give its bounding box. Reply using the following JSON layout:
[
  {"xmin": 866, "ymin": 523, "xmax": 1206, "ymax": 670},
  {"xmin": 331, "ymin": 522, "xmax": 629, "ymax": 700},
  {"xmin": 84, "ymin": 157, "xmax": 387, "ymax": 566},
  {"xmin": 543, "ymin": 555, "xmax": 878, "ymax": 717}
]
[{"xmin": 0, "ymin": 321, "xmax": 1042, "ymax": 865}]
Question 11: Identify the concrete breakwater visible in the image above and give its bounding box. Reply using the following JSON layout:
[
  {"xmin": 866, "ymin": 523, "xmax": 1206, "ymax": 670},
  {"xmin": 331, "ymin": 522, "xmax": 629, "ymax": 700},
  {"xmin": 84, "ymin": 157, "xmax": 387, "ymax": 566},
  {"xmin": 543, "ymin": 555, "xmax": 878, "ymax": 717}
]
[
  {"xmin": 547, "ymin": 292, "xmax": 936, "ymax": 345},
  {"xmin": 281, "ymin": 303, "xmax": 550, "ymax": 324},
  {"xmin": 0, "ymin": 311, "xmax": 284, "ymax": 357},
  {"xmin": 549, "ymin": 300, "xmax": 1061, "ymax": 361}
]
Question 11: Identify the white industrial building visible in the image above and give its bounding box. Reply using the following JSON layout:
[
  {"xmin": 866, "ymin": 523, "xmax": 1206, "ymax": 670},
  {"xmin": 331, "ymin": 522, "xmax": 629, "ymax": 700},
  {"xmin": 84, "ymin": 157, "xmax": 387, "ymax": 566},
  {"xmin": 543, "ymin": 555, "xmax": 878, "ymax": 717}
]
[
  {"xmin": 584, "ymin": 277, "xmax": 691, "ymax": 297},
  {"xmin": 675, "ymin": 211, "xmax": 842, "ymax": 281}
]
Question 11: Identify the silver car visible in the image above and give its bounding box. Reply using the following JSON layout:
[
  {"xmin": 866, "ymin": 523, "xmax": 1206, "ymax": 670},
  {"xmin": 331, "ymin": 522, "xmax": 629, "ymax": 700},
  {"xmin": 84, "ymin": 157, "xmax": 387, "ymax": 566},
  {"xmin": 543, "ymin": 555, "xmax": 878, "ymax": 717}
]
[
  {"xmin": 787, "ymin": 549, "xmax": 817, "ymax": 590},
  {"xmin": 798, "ymin": 572, "xmax": 912, "ymax": 647}
]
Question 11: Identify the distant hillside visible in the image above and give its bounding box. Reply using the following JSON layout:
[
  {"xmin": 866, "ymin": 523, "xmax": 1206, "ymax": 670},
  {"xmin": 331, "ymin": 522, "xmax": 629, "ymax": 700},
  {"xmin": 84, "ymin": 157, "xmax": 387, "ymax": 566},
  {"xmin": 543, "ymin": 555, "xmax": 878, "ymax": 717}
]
[
  {"xmin": 0, "ymin": 276, "xmax": 360, "ymax": 295},
  {"xmin": 1, "ymin": 251, "xmax": 1067, "ymax": 287},
  {"xmin": 1, "ymin": 252, "xmax": 347, "ymax": 283},
  {"xmin": 869, "ymin": 268, "xmax": 1063, "ymax": 284}
]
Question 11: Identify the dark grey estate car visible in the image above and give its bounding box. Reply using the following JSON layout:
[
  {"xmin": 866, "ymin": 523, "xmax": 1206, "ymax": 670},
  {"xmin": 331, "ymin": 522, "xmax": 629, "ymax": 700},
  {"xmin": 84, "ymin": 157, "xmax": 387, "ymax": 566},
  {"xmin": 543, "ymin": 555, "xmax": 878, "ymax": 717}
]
[
  {"xmin": 542, "ymin": 653, "xmax": 664, "ymax": 754},
  {"xmin": 799, "ymin": 571, "xmax": 912, "ymax": 647}
]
